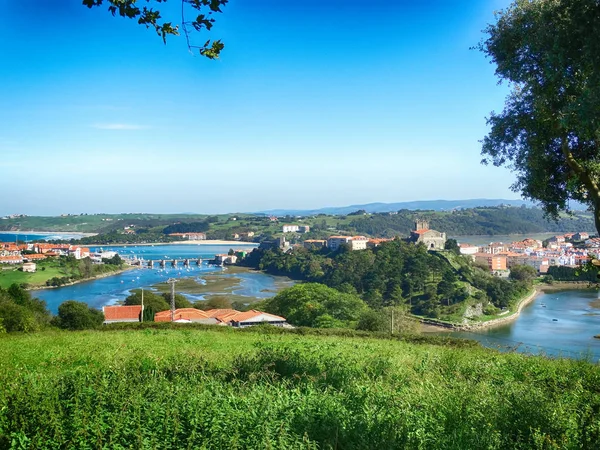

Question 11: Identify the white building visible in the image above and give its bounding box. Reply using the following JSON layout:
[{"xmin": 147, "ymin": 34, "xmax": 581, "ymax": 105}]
[
  {"xmin": 459, "ymin": 243, "xmax": 479, "ymax": 255},
  {"xmin": 282, "ymin": 224, "xmax": 300, "ymax": 233},
  {"xmin": 22, "ymin": 262, "xmax": 36, "ymax": 272},
  {"xmin": 349, "ymin": 236, "xmax": 369, "ymax": 251},
  {"xmin": 327, "ymin": 236, "xmax": 369, "ymax": 251}
]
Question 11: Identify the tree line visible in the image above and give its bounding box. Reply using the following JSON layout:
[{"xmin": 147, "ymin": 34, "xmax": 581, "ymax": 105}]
[{"xmin": 241, "ymin": 240, "xmax": 533, "ymax": 321}]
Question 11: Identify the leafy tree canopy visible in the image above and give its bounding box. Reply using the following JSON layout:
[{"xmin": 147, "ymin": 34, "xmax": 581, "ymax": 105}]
[
  {"xmin": 83, "ymin": 0, "xmax": 228, "ymax": 58},
  {"xmin": 264, "ymin": 283, "xmax": 368, "ymax": 328},
  {"xmin": 479, "ymin": 0, "xmax": 600, "ymax": 234},
  {"xmin": 55, "ymin": 300, "xmax": 104, "ymax": 330},
  {"xmin": 125, "ymin": 289, "xmax": 170, "ymax": 312}
]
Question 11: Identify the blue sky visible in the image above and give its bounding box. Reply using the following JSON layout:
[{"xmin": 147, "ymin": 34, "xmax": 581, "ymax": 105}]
[{"xmin": 0, "ymin": 0, "xmax": 515, "ymax": 215}]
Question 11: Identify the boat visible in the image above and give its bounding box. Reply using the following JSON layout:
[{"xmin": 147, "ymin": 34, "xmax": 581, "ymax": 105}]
[{"xmin": 552, "ymin": 318, "xmax": 558, "ymax": 321}]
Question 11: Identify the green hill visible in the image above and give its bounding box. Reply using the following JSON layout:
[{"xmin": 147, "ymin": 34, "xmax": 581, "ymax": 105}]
[{"xmin": 1, "ymin": 326, "xmax": 598, "ymax": 448}]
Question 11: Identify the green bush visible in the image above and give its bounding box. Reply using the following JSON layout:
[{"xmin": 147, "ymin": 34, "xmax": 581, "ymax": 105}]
[{"xmin": 54, "ymin": 300, "xmax": 104, "ymax": 330}]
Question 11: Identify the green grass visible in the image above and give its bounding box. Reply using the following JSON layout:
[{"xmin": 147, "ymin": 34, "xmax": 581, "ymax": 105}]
[
  {"xmin": 0, "ymin": 265, "xmax": 65, "ymax": 289},
  {"xmin": 1, "ymin": 326, "xmax": 599, "ymax": 448}
]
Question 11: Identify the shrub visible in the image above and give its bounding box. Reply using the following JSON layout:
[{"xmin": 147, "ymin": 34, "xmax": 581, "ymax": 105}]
[{"xmin": 54, "ymin": 300, "xmax": 104, "ymax": 330}]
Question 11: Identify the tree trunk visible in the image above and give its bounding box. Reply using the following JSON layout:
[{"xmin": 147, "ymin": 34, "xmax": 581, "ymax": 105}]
[{"xmin": 561, "ymin": 137, "xmax": 600, "ymax": 236}]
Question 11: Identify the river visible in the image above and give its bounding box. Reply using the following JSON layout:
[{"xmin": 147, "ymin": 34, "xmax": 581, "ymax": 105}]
[
  {"xmin": 31, "ymin": 244, "xmax": 294, "ymax": 313},
  {"xmin": 437, "ymin": 289, "xmax": 600, "ymax": 361}
]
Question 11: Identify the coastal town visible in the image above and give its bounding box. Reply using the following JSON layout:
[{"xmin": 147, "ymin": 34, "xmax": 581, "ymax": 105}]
[{"xmin": 1, "ymin": 219, "xmax": 597, "ymax": 280}]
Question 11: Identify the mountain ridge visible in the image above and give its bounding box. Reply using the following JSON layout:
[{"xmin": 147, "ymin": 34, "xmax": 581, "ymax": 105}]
[{"xmin": 256, "ymin": 198, "xmax": 540, "ymax": 216}]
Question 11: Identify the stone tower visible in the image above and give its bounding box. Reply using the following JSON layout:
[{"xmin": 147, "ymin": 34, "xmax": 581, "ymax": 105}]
[{"xmin": 414, "ymin": 220, "xmax": 429, "ymax": 231}]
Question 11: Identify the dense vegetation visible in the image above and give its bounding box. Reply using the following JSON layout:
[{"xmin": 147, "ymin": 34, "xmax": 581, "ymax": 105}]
[
  {"xmin": 1, "ymin": 327, "xmax": 598, "ymax": 448},
  {"xmin": 242, "ymin": 240, "xmax": 532, "ymax": 322},
  {"xmin": 162, "ymin": 221, "xmax": 210, "ymax": 234},
  {"xmin": 3, "ymin": 207, "xmax": 595, "ymax": 246},
  {"xmin": 546, "ymin": 266, "xmax": 600, "ymax": 283},
  {"xmin": 349, "ymin": 207, "xmax": 595, "ymax": 237},
  {"xmin": 44, "ymin": 255, "xmax": 124, "ymax": 287}
]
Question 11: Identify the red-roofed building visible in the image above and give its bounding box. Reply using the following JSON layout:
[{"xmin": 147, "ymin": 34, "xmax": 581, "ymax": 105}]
[
  {"xmin": 409, "ymin": 220, "xmax": 447, "ymax": 250},
  {"xmin": 227, "ymin": 310, "xmax": 288, "ymax": 328},
  {"xmin": 154, "ymin": 308, "xmax": 219, "ymax": 324},
  {"xmin": 102, "ymin": 305, "xmax": 142, "ymax": 324},
  {"xmin": 0, "ymin": 255, "xmax": 23, "ymax": 264}
]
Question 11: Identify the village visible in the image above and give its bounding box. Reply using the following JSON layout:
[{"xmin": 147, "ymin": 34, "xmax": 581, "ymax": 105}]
[{"xmin": 267, "ymin": 221, "xmax": 596, "ymax": 277}]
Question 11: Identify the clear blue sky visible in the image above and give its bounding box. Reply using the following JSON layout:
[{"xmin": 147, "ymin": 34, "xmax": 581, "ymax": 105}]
[{"xmin": 0, "ymin": 0, "xmax": 516, "ymax": 215}]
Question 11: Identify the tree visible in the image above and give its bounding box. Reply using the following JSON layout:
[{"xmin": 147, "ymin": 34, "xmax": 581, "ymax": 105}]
[
  {"xmin": 84, "ymin": 0, "xmax": 228, "ymax": 58},
  {"xmin": 509, "ymin": 264, "xmax": 538, "ymax": 283},
  {"xmin": 196, "ymin": 296, "xmax": 232, "ymax": 310},
  {"xmin": 125, "ymin": 290, "xmax": 170, "ymax": 312},
  {"xmin": 55, "ymin": 301, "xmax": 104, "ymax": 330},
  {"xmin": 162, "ymin": 293, "xmax": 193, "ymax": 308},
  {"xmin": 444, "ymin": 239, "xmax": 460, "ymax": 255},
  {"xmin": 264, "ymin": 283, "xmax": 367, "ymax": 328},
  {"xmin": 479, "ymin": 0, "xmax": 600, "ymax": 235}
]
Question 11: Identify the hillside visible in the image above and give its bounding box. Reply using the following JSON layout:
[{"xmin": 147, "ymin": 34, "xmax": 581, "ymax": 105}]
[
  {"xmin": 1, "ymin": 326, "xmax": 598, "ymax": 448},
  {"xmin": 2, "ymin": 207, "xmax": 595, "ymax": 241},
  {"xmin": 257, "ymin": 198, "xmax": 538, "ymax": 215},
  {"xmin": 243, "ymin": 240, "xmax": 534, "ymax": 324}
]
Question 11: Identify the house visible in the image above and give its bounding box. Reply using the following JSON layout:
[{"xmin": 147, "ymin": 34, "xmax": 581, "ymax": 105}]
[
  {"xmin": 574, "ymin": 232, "xmax": 590, "ymax": 241},
  {"xmin": 227, "ymin": 310, "xmax": 288, "ymax": 328},
  {"xmin": 154, "ymin": 308, "xmax": 219, "ymax": 324},
  {"xmin": 367, "ymin": 238, "xmax": 394, "ymax": 248},
  {"xmin": 408, "ymin": 220, "xmax": 447, "ymax": 250},
  {"xmin": 473, "ymin": 253, "xmax": 508, "ymax": 271},
  {"xmin": 298, "ymin": 225, "xmax": 310, "ymax": 233},
  {"xmin": 282, "ymin": 224, "xmax": 300, "ymax": 233},
  {"xmin": 214, "ymin": 254, "xmax": 238, "ymax": 265},
  {"xmin": 238, "ymin": 231, "xmax": 255, "ymax": 240},
  {"xmin": 482, "ymin": 242, "xmax": 507, "ymax": 254},
  {"xmin": 259, "ymin": 237, "xmax": 289, "ymax": 251},
  {"xmin": 548, "ymin": 235, "xmax": 566, "ymax": 244},
  {"xmin": 69, "ymin": 246, "xmax": 91, "ymax": 260},
  {"xmin": 0, "ymin": 255, "xmax": 23, "ymax": 265},
  {"xmin": 24, "ymin": 253, "xmax": 47, "ymax": 261},
  {"xmin": 102, "ymin": 305, "xmax": 142, "ymax": 324},
  {"xmin": 327, "ymin": 236, "xmax": 352, "ymax": 251},
  {"xmin": 458, "ymin": 243, "xmax": 479, "ymax": 255},
  {"xmin": 349, "ymin": 236, "xmax": 369, "ymax": 251},
  {"xmin": 22, "ymin": 262, "xmax": 36, "ymax": 273},
  {"xmin": 304, "ymin": 239, "xmax": 327, "ymax": 250}
]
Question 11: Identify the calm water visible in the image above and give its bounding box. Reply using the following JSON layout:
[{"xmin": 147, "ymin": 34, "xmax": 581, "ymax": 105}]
[
  {"xmin": 0, "ymin": 232, "xmax": 89, "ymax": 242},
  {"xmin": 29, "ymin": 244, "xmax": 288, "ymax": 313},
  {"xmin": 440, "ymin": 289, "xmax": 600, "ymax": 361}
]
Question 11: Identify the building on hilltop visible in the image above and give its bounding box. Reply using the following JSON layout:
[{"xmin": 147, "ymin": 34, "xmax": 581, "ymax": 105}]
[{"xmin": 408, "ymin": 220, "xmax": 446, "ymax": 250}]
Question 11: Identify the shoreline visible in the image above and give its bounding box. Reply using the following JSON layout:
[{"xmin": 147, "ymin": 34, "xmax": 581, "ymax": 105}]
[
  {"xmin": 420, "ymin": 287, "xmax": 541, "ymax": 332},
  {"xmin": 89, "ymin": 240, "xmax": 258, "ymax": 247},
  {"xmin": 421, "ymin": 281, "xmax": 599, "ymax": 332},
  {"xmin": 28, "ymin": 266, "xmax": 136, "ymax": 291}
]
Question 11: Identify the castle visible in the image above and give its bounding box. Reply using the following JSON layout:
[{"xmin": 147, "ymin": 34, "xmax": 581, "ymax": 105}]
[{"xmin": 408, "ymin": 220, "xmax": 447, "ymax": 250}]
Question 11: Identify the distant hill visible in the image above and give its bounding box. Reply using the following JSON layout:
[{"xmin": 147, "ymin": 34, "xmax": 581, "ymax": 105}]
[{"xmin": 257, "ymin": 198, "xmax": 541, "ymax": 216}]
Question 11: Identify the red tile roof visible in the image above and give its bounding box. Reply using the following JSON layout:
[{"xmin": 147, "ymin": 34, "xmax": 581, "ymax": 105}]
[
  {"xmin": 228, "ymin": 310, "xmax": 286, "ymax": 323},
  {"xmin": 103, "ymin": 305, "xmax": 141, "ymax": 321},
  {"xmin": 412, "ymin": 229, "xmax": 430, "ymax": 235},
  {"xmin": 154, "ymin": 308, "xmax": 210, "ymax": 322}
]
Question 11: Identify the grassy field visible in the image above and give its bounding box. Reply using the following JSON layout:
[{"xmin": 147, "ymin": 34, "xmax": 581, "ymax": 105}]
[
  {"xmin": 1, "ymin": 326, "xmax": 599, "ymax": 448},
  {"xmin": 0, "ymin": 265, "xmax": 65, "ymax": 288}
]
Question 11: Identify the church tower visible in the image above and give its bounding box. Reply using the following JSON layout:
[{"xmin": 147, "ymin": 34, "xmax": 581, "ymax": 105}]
[{"xmin": 414, "ymin": 220, "xmax": 429, "ymax": 231}]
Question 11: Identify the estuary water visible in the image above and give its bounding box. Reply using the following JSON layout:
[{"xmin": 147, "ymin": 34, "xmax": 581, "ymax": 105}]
[
  {"xmin": 28, "ymin": 243, "xmax": 293, "ymax": 314},
  {"xmin": 0, "ymin": 231, "xmax": 92, "ymax": 242},
  {"xmin": 440, "ymin": 289, "xmax": 600, "ymax": 361}
]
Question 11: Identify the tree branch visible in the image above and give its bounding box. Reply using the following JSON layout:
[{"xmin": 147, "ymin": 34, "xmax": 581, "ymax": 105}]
[{"xmin": 561, "ymin": 136, "xmax": 600, "ymax": 205}]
